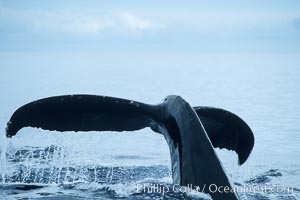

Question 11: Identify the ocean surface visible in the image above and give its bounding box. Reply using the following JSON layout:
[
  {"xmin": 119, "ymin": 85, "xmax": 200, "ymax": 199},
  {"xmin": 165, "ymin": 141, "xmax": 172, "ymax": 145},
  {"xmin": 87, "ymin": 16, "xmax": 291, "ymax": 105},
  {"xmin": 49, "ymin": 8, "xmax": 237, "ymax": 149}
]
[{"xmin": 0, "ymin": 53, "xmax": 299, "ymax": 199}]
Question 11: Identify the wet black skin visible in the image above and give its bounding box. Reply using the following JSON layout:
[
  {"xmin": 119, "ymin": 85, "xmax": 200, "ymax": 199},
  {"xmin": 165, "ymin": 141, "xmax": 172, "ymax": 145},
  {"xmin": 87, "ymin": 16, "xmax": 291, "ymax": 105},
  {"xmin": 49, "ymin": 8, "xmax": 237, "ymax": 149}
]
[{"xmin": 6, "ymin": 95, "xmax": 254, "ymax": 200}]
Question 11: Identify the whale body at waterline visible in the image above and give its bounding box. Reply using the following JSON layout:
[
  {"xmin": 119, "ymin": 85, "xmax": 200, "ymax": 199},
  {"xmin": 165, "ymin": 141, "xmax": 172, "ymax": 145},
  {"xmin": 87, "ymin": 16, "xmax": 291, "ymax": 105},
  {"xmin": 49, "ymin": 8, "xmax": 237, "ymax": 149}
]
[{"xmin": 6, "ymin": 95, "xmax": 254, "ymax": 200}]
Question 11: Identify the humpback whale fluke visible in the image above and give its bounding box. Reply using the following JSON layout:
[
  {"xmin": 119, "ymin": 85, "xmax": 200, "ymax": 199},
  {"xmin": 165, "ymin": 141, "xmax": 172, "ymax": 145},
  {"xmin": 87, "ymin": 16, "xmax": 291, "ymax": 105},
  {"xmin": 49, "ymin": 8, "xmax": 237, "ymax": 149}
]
[
  {"xmin": 6, "ymin": 95, "xmax": 254, "ymax": 200},
  {"xmin": 194, "ymin": 107, "xmax": 254, "ymax": 165}
]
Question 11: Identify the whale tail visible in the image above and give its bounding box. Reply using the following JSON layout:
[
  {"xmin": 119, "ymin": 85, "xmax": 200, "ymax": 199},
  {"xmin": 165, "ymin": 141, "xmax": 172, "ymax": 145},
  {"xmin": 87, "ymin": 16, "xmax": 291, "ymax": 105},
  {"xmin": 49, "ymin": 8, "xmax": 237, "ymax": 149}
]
[
  {"xmin": 195, "ymin": 106, "xmax": 254, "ymax": 165},
  {"xmin": 6, "ymin": 95, "xmax": 254, "ymax": 200},
  {"xmin": 6, "ymin": 95, "xmax": 254, "ymax": 165}
]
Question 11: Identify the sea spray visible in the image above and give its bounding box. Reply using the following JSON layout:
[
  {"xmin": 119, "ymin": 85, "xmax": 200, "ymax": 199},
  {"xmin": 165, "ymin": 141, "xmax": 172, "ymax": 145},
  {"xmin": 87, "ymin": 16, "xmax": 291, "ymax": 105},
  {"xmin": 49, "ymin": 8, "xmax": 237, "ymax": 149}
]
[{"xmin": 1, "ymin": 135, "xmax": 8, "ymax": 183}]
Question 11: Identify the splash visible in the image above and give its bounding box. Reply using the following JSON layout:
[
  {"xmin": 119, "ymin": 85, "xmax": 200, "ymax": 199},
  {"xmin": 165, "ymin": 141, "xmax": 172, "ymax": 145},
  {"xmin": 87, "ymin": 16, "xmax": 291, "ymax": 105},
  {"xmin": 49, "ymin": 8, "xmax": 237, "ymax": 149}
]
[{"xmin": 1, "ymin": 136, "xmax": 8, "ymax": 183}]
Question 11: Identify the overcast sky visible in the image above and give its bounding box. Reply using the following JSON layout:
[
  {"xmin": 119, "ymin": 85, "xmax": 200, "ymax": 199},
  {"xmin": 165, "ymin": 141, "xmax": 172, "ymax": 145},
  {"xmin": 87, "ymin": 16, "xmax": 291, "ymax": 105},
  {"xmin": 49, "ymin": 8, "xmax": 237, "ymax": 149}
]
[{"xmin": 1, "ymin": 0, "xmax": 300, "ymax": 53}]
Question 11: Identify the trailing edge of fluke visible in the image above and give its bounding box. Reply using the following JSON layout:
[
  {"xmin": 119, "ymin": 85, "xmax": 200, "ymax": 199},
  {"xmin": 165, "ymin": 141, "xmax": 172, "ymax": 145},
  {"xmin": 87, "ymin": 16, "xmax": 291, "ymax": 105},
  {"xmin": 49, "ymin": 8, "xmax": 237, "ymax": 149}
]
[{"xmin": 6, "ymin": 95, "xmax": 254, "ymax": 200}]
